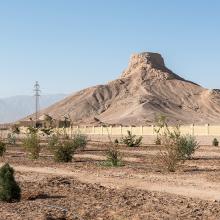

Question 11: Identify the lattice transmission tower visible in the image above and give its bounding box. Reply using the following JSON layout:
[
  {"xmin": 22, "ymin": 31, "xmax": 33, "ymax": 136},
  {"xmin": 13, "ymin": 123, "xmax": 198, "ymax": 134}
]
[{"xmin": 33, "ymin": 81, "xmax": 41, "ymax": 127}]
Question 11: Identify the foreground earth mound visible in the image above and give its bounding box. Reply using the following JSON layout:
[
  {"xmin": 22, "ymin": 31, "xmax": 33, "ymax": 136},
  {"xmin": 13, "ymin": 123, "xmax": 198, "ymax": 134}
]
[{"xmin": 35, "ymin": 52, "xmax": 220, "ymax": 125}]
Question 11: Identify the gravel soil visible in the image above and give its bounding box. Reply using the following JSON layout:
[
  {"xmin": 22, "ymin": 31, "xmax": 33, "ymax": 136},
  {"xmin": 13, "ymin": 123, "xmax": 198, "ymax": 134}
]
[{"xmin": 0, "ymin": 145, "xmax": 220, "ymax": 219}]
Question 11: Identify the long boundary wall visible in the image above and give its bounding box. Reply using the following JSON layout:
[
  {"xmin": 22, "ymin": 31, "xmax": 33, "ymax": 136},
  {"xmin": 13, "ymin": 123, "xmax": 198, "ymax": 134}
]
[
  {"xmin": 63, "ymin": 125, "xmax": 220, "ymax": 136},
  {"xmin": 1, "ymin": 125, "xmax": 220, "ymax": 145}
]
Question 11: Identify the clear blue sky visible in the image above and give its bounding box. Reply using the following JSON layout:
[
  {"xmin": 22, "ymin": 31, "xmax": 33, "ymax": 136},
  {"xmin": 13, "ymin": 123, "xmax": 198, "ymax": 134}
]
[{"xmin": 0, "ymin": 0, "xmax": 219, "ymax": 97}]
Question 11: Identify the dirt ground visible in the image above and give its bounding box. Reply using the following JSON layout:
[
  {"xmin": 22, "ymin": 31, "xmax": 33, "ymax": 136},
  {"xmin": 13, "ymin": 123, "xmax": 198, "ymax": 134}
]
[{"xmin": 1, "ymin": 144, "xmax": 220, "ymax": 219}]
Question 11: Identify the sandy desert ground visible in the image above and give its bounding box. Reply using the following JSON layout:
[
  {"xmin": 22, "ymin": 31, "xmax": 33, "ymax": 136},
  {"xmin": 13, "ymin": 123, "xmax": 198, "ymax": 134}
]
[{"xmin": 1, "ymin": 144, "xmax": 220, "ymax": 219}]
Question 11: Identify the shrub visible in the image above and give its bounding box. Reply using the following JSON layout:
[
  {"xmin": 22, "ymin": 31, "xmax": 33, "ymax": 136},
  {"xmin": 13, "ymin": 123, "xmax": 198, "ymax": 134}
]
[
  {"xmin": 7, "ymin": 133, "xmax": 16, "ymax": 145},
  {"xmin": 121, "ymin": 130, "xmax": 142, "ymax": 147},
  {"xmin": 72, "ymin": 133, "xmax": 87, "ymax": 150},
  {"xmin": 105, "ymin": 141, "xmax": 123, "ymax": 167},
  {"xmin": 0, "ymin": 163, "xmax": 21, "ymax": 202},
  {"xmin": 23, "ymin": 133, "xmax": 41, "ymax": 159},
  {"xmin": 49, "ymin": 135, "xmax": 77, "ymax": 162},
  {"xmin": 155, "ymin": 115, "xmax": 199, "ymax": 172},
  {"xmin": 41, "ymin": 127, "xmax": 54, "ymax": 136},
  {"xmin": 157, "ymin": 128, "xmax": 182, "ymax": 172},
  {"xmin": 155, "ymin": 136, "xmax": 161, "ymax": 145},
  {"xmin": 213, "ymin": 138, "xmax": 219, "ymax": 147},
  {"xmin": 0, "ymin": 141, "xmax": 6, "ymax": 157},
  {"xmin": 114, "ymin": 139, "xmax": 119, "ymax": 144},
  {"xmin": 53, "ymin": 141, "xmax": 76, "ymax": 162},
  {"xmin": 155, "ymin": 116, "xmax": 198, "ymax": 172},
  {"xmin": 11, "ymin": 125, "xmax": 20, "ymax": 135},
  {"xmin": 27, "ymin": 126, "xmax": 38, "ymax": 134},
  {"xmin": 177, "ymin": 135, "xmax": 199, "ymax": 159}
]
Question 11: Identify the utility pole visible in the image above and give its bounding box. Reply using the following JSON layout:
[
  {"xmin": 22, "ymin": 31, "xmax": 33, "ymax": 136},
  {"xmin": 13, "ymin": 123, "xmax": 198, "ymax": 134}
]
[{"xmin": 33, "ymin": 81, "xmax": 40, "ymax": 127}]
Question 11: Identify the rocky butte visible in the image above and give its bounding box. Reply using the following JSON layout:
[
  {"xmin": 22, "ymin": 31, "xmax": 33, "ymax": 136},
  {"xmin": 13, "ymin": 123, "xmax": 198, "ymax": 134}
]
[{"xmin": 33, "ymin": 52, "xmax": 220, "ymax": 125}]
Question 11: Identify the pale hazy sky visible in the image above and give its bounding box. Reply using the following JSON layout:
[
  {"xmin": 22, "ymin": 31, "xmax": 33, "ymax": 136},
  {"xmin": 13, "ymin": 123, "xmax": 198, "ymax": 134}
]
[{"xmin": 0, "ymin": 0, "xmax": 219, "ymax": 97}]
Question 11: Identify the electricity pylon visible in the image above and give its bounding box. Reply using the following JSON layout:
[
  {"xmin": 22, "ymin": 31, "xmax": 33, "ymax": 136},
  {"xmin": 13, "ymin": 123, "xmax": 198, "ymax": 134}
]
[{"xmin": 33, "ymin": 81, "xmax": 40, "ymax": 127}]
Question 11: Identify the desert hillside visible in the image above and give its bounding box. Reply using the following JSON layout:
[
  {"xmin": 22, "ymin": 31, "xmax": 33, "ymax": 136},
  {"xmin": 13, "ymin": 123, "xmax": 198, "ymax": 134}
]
[{"xmin": 36, "ymin": 52, "xmax": 220, "ymax": 125}]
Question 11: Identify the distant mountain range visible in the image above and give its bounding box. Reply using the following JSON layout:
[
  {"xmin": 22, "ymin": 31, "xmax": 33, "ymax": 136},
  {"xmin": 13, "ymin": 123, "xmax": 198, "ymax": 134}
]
[{"xmin": 0, "ymin": 94, "xmax": 66, "ymax": 123}]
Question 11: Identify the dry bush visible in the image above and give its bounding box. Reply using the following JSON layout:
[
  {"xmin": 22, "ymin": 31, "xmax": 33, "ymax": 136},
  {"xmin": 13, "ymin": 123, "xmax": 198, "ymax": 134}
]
[
  {"xmin": 155, "ymin": 115, "xmax": 199, "ymax": 172},
  {"xmin": 157, "ymin": 127, "xmax": 182, "ymax": 172}
]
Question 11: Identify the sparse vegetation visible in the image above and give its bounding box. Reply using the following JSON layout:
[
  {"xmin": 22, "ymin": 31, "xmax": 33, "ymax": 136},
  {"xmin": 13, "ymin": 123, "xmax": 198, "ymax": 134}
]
[
  {"xmin": 121, "ymin": 130, "xmax": 142, "ymax": 147},
  {"xmin": 213, "ymin": 138, "xmax": 219, "ymax": 147},
  {"xmin": 0, "ymin": 141, "xmax": 6, "ymax": 157},
  {"xmin": 178, "ymin": 135, "xmax": 199, "ymax": 159},
  {"xmin": 48, "ymin": 133, "xmax": 87, "ymax": 162},
  {"xmin": 0, "ymin": 163, "xmax": 21, "ymax": 202},
  {"xmin": 7, "ymin": 133, "xmax": 16, "ymax": 145},
  {"xmin": 155, "ymin": 135, "xmax": 161, "ymax": 145},
  {"xmin": 53, "ymin": 140, "xmax": 76, "ymax": 162},
  {"xmin": 155, "ymin": 115, "xmax": 199, "ymax": 172},
  {"xmin": 157, "ymin": 126, "xmax": 182, "ymax": 172},
  {"xmin": 72, "ymin": 133, "xmax": 87, "ymax": 150},
  {"xmin": 23, "ymin": 132, "xmax": 41, "ymax": 159},
  {"xmin": 11, "ymin": 124, "xmax": 20, "ymax": 135},
  {"xmin": 105, "ymin": 140, "xmax": 123, "ymax": 167}
]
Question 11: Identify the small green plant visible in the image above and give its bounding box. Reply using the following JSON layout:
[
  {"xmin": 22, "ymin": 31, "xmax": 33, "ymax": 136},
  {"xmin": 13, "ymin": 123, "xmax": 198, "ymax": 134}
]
[
  {"xmin": 155, "ymin": 116, "xmax": 185, "ymax": 172},
  {"xmin": 48, "ymin": 134, "xmax": 78, "ymax": 162},
  {"xmin": 72, "ymin": 133, "xmax": 87, "ymax": 150},
  {"xmin": 157, "ymin": 127, "xmax": 182, "ymax": 172},
  {"xmin": 0, "ymin": 163, "xmax": 21, "ymax": 202},
  {"xmin": 121, "ymin": 130, "xmax": 142, "ymax": 147},
  {"xmin": 114, "ymin": 139, "xmax": 119, "ymax": 144},
  {"xmin": 177, "ymin": 135, "xmax": 199, "ymax": 159},
  {"xmin": 53, "ymin": 141, "xmax": 76, "ymax": 162},
  {"xmin": 11, "ymin": 124, "xmax": 20, "ymax": 135},
  {"xmin": 7, "ymin": 133, "xmax": 16, "ymax": 145},
  {"xmin": 155, "ymin": 115, "xmax": 199, "ymax": 172},
  {"xmin": 23, "ymin": 133, "xmax": 41, "ymax": 159},
  {"xmin": 105, "ymin": 141, "xmax": 123, "ymax": 167},
  {"xmin": 155, "ymin": 136, "xmax": 161, "ymax": 145},
  {"xmin": 27, "ymin": 126, "xmax": 38, "ymax": 134},
  {"xmin": 0, "ymin": 141, "xmax": 6, "ymax": 157},
  {"xmin": 213, "ymin": 138, "xmax": 219, "ymax": 147},
  {"xmin": 41, "ymin": 127, "xmax": 54, "ymax": 136}
]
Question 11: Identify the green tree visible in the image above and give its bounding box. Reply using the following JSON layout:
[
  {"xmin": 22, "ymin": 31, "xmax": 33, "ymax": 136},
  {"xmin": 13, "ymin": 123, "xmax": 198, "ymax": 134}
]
[{"xmin": 0, "ymin": 163, "xmax": 21, "ymax": 202}]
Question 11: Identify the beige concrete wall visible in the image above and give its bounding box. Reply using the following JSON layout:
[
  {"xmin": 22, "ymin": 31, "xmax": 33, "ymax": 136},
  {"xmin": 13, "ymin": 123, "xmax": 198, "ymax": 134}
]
[
  {"xmin": 66, "ymin": 125, "xmax": 220, "ymax": 136},
  {"xmin": 1, "ymin": 125, "xmax": 220, "ymax": 145}
]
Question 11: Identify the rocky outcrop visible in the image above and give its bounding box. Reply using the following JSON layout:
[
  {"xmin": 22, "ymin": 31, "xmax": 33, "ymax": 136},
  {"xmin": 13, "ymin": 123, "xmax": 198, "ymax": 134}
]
[{"xmin": 34, "ymin": 52, "xmax": 220, "ymax": 125}]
